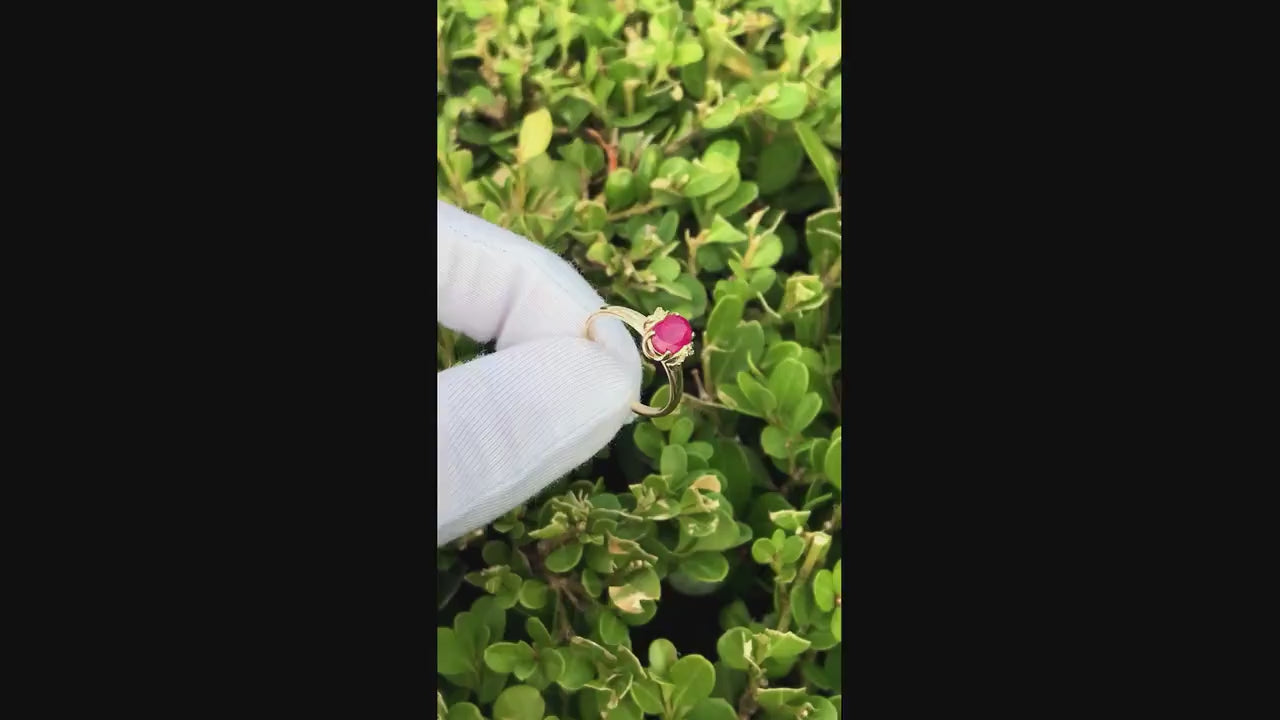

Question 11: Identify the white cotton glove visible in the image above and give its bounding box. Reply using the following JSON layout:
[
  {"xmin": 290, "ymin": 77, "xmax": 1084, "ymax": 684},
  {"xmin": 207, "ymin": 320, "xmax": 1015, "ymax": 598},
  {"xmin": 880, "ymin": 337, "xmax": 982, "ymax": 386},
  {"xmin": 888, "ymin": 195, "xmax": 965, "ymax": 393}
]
[{"xmin": 437, "ymin": 200, "xmax": 643, "ymax": 546}]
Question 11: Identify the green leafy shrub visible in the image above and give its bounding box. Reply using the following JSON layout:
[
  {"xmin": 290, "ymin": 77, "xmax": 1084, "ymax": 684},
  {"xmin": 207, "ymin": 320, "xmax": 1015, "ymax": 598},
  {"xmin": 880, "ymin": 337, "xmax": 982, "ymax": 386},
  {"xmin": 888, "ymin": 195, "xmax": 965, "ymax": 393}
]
[{"xmin": 438, "ymin": 0, "xmax": 841, "ymax": 717}]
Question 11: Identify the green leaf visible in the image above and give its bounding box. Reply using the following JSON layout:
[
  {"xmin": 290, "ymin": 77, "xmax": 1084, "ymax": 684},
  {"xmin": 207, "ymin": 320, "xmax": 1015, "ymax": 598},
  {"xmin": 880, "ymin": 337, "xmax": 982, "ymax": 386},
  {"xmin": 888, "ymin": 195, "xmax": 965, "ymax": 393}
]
[
  {"xmin": 704, "ymin": 139, "xmax": 741, "ymax": 166},
  {"xmin": 756, "ymin": 136, "xmax": 804, "ymax": 195},
  {"xmin": 794, "ymin": 122, "xmax": 839, "ymax": 206},
  {"xmin": 761, "ymin": 629, "xmax": 811, "ymax": 660},
  {"xmin": 714, "ymin": 181, "xmax": 758, "ymax": 218},
  {"xmin": 833, "ymin": 559, "xmax": 842, "ymax": 593},
  {"xmin": 779, "ymin": 535, "xmax": 806, "ymax": 564},
  {"xmin": 518, "ymin": 579, "xmax": 549, "ymax": 610},
  {"xmin": 668, "ymin": 654, "xmax": 716, "ymax": 710},
  {"xmin": 631, "ymin": 678, "xmax": 665, "ymax": 714},
  {"xmin": 760, "ymin": 426, "xmax": 789, "ymax": 459},
  {"xmin": 474, "ymin": 595, "xmax": 507, "ymax": 648},
  {"xmin": 767, "ymin": 358, "xmax": 809, "ymax": 412},
  {"xmin": 658, "ymin": 155, "xmax": 693, "ymax": 180},
  {"xmin": 808, "ymin": 438, "xmax": 831, "ymax": 470},
  {"xmin": 557, "ymin": 650, "xmax": 595, "ymax": 690},
  {"xmin": 831, "ymin": 608, "xmax": 841, "ymax": 642},
  {"xmin": 660, "ymin": 445, "xmax": 688, "ymax": 478},
  {"xmin": 495, "ymin": 573, "xmax": 523, "ymax": 609},
  {"xmin": 611, "ymin": 582, "xmax": 658, "ymax": 614},
  {"xmin": 756, "ymin": 688, "xmax": 807, "ymax": 710},
  {"xmin": 750, "ymin": 538, "xmax": 776, "ymax": 564},
  {"xmin": 545, "ymin": 542, "xmax": 583, "ymax": 573},
  {"xmin": 605, "ymin": 696, "xmax": 643, "ymax": 720},
  {"xmin": 702, "ymin": 99, "xmax": 740, "ymax": 130},
  {"xmin": 784, "ymin": 392, "xmax": 823, "ymax": 434},
  {"xmin": 824, "ymin": 437, "xmax": 842, "ymax": 489},
  {"xmin": 789, "ymin": 580, "xmax": 816, "ymax": 629},
  {"xmin": 762, "ymin": 341, "xmax": 804, "ymax": 371},
  {"xmin": 674, "ymin": 41, "xmax": 704, "ymax": 67},
  {"xmin": 598, "ymin": 609, "xmax": 628, "ymax": 646},
  {"xmin": 813, "ymin": 569, "xmax": 836, "ymax": 611},
  {"xmin": 629, "ymin": 566, "xmax": 663, "ymax": 598},
  {"xmin": 680, "ymin": 552, "xmax": 729, "ymax": 583},
  {"xmin": 745, "ymin": 233, "xmax": 783, "ymax": 269},
  {"xmin": 634, "ymin": 422, "xmax": 665, "ymax": 460},
  {"xmin": 605, "ymin": 168, "xmax": 637, "ymax": 209},
  {"xmin": 453, "ymin": 611, "xmax": 490, "ymax": 663},
  {"xmin": 806, "ymin": 625, "xmax": 840, "ymax": 651},
  {"xmin": 705, "ymin": 295, "xmax": 745, "ymax": 346},
  {"xmin": 517, "ymin": 108, "xmax": 554, "ymax": 164},
  {"xmin": 710, "ymin": 440, "xmax": 754, "ymax": 510},
  {"xmin": 808, "ymin": 696, "xmax": 838, "ymax": 720},
  {"xmin": 479, "ymin": 669, "xmax": 509, "ymax": 704},
  {"xmin": 648, "ymin": 638, "xmax": 679, "ymax": 677},
  {"xmin": 450, "ymin": 149, "xmax": 473, "ymax": 181},
  {"xmin": 706, "ymin": 215, "xmax": 747, "ymax": 244},
  {"xmin": 449, "ymin": 702, "xmax": 485, "ymax": 720},
  {"xmin": 686, "ymin": 698, "xmax": 738, "ymax": 720},
  {"xmin": 762, "ymin": 82, "xmax": 809, "ymax": 120},
  {"xmin": 686, "ymin": 441, "xmax": 714, "ymax": 461},
  {"xmin": 526, "ymin": 617, "xmax": 552, "ymax": 647},
  {"xmin": 669, "ymin": 416, "xmax": 695, "ymax": 446},
  {"xmin": 654, "ymin": 278, "xmax": 694, "ymax": 300},
  {"xmin": 493, "ymin": 685, "xmax": 544, "ymax": 720},
  {"xmin": 715, "ymin": 627, "xmax": 753, "ymax": 671},
  {"xmin": 749, "ymin": 268, "xmax": 777, "ymax": 295},
  {"xmin": 656, "ymin": 211, "xmax": 680, "ymax": 242},
  {"xmin": 649, "ymin": 256, "xmax": 682, "ymax": 282},
  {"xmin": 613, "ymin": 107, "xmax": 659, "ymax": 128},
  {"xmin": 737, "ymin": 372, "xmax": 777, "ymax": 416},
  {"xmin": 485, "ymin": 642, "xmax": 536, "ymax": 674},
  {"xmin": 581, "ymin": 568, "xmax": 604, "ymax": 597},
  {"xmin": 438, "ymin": 627, "xmax": 471, "ymax": 675},
  {"xmin": 769, "ymin": 509, "xmax": 811, "ymax": 532},
  {"xmin": 481, "ymin": 540, "xmax": 511, "ymax": 567},
  {"xmin": 684, "ymin": 168, "xmax": 733, "ymax": 198},
  {"xmin": 539, "ymin": 648, "xmax": 565, "ymax": 684}
]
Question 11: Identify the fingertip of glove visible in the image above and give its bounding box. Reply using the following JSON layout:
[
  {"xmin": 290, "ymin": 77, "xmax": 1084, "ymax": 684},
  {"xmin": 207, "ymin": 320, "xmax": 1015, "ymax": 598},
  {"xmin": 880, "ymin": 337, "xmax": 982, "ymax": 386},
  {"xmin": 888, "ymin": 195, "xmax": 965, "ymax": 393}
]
[{"xmin": 564, "ymin": 337, "xmax": 642, "ymax": 413}]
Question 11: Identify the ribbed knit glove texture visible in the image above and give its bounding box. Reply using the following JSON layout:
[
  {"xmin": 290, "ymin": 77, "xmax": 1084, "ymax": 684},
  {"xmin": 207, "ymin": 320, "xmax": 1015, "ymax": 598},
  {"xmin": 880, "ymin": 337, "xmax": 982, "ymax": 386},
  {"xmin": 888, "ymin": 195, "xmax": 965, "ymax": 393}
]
[{"xmin": 437, "ymin": 200, "xmax": 642, "ymax": 546}]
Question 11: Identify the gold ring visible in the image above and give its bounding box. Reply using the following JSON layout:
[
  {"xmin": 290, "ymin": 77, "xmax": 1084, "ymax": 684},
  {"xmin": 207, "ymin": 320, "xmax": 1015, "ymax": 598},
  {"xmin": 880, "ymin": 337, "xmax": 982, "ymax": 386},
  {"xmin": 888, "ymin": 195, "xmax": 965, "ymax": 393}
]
[{"xmin": 584, "ymin": 306, "xmax": 694, "ymax": 417}]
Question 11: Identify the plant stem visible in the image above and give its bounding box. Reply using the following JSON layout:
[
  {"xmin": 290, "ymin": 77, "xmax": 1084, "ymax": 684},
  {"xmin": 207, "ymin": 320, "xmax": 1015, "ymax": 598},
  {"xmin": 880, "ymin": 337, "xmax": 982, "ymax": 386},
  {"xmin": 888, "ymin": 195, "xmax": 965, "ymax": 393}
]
[
  {"xmin": 776, "ymin": 591, "xmax": 793, "ymax": 634},
  {"xmin": 699, "ymin": 350, "xmax": 716, "ymax": 399},
  {"xmin": 682, "ymin": 392, "xmax": 733, "ymax": 413},
  {"xmin": 664, "ymin": 127, "xmax": 702, "ymax": 155},
  {"xmin": 737, "ymin": 670, "xmax": 762, "ymax": 720},
  {"xmin": 821, "ymin": 256, "xmax": 842, "ymax": 288},
  {"xmin": 552, "ymin": 589, "xmax": 574, "ymax": 642},
  {"xmin": 776, "ymin": 533, "xmax": 831, "ymax": 634},
  {"xmin": 741, "ymin": 233, "xmax": 762, "ymax": 268},
  {"xmin": 440, "ymin": 329, "xmax": 456, "ymax": 368},
  {"xmin": 607, "ymin": 200, "xmax": 663, "ymax": 221},
  {"xmin": 755, "ymin": 292, "xmax": 784, "ymax": 321},
  {"xmin": 823, "ymin": 504, "xmax": 842, "ymax": 532},
  {"xmin": 691, "ymin": 369, "xmax": 711, "ymax": 401}
]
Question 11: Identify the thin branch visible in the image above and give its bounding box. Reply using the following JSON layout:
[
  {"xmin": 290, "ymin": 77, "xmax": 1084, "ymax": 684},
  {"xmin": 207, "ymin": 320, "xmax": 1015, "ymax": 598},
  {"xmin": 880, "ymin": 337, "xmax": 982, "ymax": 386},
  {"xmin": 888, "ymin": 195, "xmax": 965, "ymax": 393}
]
[{"xmin": 607, "ymin": 200, "xmax": 663, "ymax": 221}]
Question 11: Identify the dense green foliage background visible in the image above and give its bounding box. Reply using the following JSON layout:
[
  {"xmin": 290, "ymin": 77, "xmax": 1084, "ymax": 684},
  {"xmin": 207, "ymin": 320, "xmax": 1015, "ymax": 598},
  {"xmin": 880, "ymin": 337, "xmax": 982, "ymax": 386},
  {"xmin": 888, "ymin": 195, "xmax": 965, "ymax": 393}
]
[{"xmin": 438, "ymin": 1, "xmax": 841, "ymax": 718}]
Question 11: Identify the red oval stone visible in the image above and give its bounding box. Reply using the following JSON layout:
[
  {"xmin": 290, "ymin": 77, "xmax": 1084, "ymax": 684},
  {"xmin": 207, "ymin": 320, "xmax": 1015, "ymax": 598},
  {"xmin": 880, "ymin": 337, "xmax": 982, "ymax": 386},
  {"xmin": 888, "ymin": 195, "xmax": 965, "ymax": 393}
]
[{"xmin": 650, "ymin": 314, "xmax": 692, "ymax": 355}]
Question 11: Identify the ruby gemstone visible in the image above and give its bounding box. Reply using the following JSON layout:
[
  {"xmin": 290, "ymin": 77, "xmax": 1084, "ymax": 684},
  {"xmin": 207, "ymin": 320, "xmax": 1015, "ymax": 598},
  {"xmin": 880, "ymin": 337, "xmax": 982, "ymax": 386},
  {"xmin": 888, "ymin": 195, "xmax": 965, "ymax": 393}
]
[{"xmin": 650, "ymin": 314, "xmax": 692, "ymax": 355}]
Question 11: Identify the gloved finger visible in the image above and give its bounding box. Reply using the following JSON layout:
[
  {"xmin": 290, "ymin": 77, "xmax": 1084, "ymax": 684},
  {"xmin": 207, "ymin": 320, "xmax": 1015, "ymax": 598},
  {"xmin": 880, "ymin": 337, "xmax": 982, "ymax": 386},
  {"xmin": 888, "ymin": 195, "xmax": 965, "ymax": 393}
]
[
  {"xmin": 436, "ymin": 200, "xmax": 640, "ymax": 373},
  {"xmin": 436, "ymin": 336, "xmax": 636, "ymax": 546}
]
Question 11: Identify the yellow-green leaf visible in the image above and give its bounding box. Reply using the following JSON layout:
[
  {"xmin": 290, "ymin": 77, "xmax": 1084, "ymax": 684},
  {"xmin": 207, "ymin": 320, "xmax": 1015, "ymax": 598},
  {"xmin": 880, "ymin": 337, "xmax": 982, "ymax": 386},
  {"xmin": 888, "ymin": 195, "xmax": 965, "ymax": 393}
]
[
  {"xmin": 517, "ymin": 108, "xmax": 554, "ymax": 164},
  {"xmin": 794, "ymin": 122, "xmax": 839, "ymax": 206}
]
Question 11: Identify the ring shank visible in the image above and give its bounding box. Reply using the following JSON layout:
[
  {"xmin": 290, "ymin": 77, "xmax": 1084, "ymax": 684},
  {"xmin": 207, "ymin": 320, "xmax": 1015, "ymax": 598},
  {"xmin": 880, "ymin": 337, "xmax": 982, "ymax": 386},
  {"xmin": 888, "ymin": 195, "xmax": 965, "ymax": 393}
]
[
  {"xmin": 632, "ymin": 363, "xmax": 683, "ymax": 417},
  {"xmin": 584, "ymin": 306, "xmax": 685, "ymax": 418}
]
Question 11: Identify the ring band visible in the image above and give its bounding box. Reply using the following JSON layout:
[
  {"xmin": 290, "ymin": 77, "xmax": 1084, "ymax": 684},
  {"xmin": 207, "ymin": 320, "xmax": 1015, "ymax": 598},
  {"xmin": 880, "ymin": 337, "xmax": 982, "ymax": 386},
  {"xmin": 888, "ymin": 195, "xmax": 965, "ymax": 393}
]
[{"xmin": 584, "ymin": 306, "xmax": 695, "ymax": 418}]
